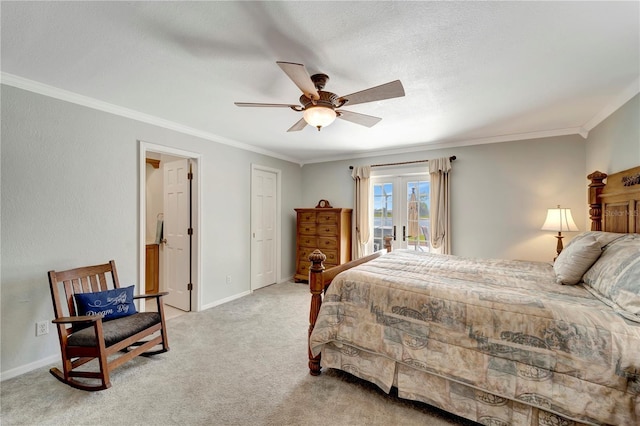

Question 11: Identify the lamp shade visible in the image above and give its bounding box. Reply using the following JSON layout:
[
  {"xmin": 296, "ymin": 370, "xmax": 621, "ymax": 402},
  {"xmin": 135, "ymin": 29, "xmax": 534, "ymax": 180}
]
[
  {"xmin": 541, "ymin": 206, "xmax": 579, "ymax": 232},
  {"xmin": 303, "ymin": 105, "xmax": 336, "ymax": 130}
]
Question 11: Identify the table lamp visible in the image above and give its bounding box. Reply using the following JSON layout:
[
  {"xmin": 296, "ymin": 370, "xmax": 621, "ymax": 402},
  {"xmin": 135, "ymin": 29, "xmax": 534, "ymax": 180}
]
[{"xmin": 541, "ymin": 205, "xmax": 579, "ymax": 258}]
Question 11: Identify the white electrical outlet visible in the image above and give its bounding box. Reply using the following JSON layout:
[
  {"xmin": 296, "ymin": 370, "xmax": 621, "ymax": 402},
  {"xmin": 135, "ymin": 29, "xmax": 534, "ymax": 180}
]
[
  {"xmin": 226, "ymin": 275, "xmax": 232, "ymax": 284},
  {"xmin": 36, "ymin": 321, "xmax": 49, "ymax": 336}
]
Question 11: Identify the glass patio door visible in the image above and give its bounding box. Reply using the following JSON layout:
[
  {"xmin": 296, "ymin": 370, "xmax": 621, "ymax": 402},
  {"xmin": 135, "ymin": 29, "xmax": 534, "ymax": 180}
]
[{"xmin": 371, "ymin": 174, "xmax": 431, "ymax": 252}]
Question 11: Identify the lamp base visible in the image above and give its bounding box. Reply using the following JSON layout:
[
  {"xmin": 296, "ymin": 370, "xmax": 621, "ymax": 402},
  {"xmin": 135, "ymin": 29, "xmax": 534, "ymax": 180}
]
[{"xmin": 554, "ymin": 232, "xmax": 564, "ymax": 261}]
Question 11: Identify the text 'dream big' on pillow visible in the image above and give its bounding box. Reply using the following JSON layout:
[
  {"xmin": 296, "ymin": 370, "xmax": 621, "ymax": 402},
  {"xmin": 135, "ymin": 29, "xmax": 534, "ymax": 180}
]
[
  {"xmin": 583, "ymin": 234, "xmax": 640, "ymax": 319},
  {"xmin": 74, "ymin": 285, "xmax": 137, "ymax": 321},
  {"xmin": 553, "ymin": 234, "xmax": 603, "ymax": 285}
]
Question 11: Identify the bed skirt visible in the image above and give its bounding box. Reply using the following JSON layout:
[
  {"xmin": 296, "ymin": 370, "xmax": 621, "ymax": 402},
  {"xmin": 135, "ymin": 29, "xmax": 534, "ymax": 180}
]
[{"xmin": 321, "ymin": 343, "xmax": 592, "ymax": 426}]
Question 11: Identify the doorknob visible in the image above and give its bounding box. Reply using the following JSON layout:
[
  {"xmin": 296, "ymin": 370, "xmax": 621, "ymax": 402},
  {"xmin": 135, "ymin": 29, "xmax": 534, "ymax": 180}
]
[{"xmin": 161, "ymin": 239, "xmax": 167, "ymax": 244}]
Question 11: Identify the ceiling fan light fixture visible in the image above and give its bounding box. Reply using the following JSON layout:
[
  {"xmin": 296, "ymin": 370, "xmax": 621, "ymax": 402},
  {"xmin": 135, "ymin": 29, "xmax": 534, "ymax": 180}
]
[
  {"xmin": 303, "ymin": 105, "xmax": 336, "ymax": 131},
  {"xmin": 236, "ymin": 62, "xmax": 404, "ymax": 132}
]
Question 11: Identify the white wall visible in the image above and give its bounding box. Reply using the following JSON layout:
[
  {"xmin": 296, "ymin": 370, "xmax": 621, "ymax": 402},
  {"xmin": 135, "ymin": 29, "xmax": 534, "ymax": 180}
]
[{"xmin": 0, "ymin": 85, "xmax": 302, "ymax": 377}]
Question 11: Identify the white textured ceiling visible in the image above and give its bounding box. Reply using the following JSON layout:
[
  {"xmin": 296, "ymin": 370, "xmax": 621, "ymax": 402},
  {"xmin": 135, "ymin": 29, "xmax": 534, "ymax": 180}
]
[{"xmin": 2, "ymin": 1, "xmax": 639, "ymax": 164}]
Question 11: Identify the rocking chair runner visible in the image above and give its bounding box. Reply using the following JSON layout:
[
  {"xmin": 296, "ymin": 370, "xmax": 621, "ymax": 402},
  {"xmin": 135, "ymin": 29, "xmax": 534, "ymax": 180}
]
[{"xmin": 48, "ymin": 260, "xmax": 169, "ymax": 391}]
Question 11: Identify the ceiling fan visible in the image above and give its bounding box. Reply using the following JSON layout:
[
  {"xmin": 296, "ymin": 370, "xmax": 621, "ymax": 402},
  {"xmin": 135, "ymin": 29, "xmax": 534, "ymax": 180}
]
[{"xmin": 235, "ymin": 61, "xmax": 405, "ymax": 132}]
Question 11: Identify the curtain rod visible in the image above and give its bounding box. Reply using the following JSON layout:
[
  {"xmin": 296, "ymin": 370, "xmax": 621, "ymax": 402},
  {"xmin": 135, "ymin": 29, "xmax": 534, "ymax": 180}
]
[{"xmin": 348, "ymin": 156, "xmax": 456, "ymax": 170}]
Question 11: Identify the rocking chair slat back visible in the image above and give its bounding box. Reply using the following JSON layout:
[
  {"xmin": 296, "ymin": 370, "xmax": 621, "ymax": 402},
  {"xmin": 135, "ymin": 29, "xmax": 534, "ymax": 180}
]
[{"xmin": 52, "ymin": 260, "xmax": 121, "ymax": 318}]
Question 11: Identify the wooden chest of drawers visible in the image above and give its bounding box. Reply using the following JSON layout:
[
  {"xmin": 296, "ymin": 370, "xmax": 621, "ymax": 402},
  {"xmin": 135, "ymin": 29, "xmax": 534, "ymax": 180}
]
[{"xmin": 294, "ymin": 207, "xmax": 352, "ymax": 282}]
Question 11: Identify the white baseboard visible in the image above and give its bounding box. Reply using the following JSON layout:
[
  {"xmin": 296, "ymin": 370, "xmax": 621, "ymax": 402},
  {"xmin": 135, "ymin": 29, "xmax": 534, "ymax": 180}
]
[
  {"xmin": 200, "ymin": 290, "xmax": 251, "ymax": 311},
  {"xmin": 1, "ymin": 354, "xmax": 59, "ymax": 382}
]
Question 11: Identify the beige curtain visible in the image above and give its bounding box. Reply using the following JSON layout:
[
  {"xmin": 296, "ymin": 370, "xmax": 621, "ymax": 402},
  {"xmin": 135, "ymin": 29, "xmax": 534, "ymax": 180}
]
[
  {"xmin": 429, "ymin": 157, "xmax": 452, "ymax": 254},
  {"xmin": 351, "ymin": 166, "xmax": 371, "ymax": 258}
]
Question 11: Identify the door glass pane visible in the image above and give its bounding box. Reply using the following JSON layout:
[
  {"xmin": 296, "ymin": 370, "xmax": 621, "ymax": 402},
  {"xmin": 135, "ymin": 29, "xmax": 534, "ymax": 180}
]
[
  {"xmin": 406, "ymin": 180, "xmax": 430, "ymax": 252},
  {"xmin": 373, "ymin": 182, "xmax": 393, "ymax": 251}
]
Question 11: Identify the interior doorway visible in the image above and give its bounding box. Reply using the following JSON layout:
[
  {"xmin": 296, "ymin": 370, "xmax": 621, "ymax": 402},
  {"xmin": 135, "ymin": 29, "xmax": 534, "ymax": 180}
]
[{"xmin": 139, "ymin": 141, "xmax": 201, "ymax": 313}]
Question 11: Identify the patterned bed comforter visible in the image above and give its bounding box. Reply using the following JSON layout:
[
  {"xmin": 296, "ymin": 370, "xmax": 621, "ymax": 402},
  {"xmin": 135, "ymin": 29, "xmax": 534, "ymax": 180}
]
[{"xmin": 309, "ymin": 250, "xmax": 640, "ymax": 425}]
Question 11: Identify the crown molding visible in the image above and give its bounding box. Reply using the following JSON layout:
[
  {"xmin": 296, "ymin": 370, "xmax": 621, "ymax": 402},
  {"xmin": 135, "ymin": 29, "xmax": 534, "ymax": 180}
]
[
  {"xmin": 302, "ymin": 127, "xmax": 583, "ymax": 165},
  {"xmin": 303, "ymin": 77, "xmax": 640, "ymax": 166},
  {"xmin": 0, "ymin": 72, "xmax": 302, "ymax": 165},
  {"xmin": 3, "ymin": 71, "xmax": 636, "ymax": 167}
]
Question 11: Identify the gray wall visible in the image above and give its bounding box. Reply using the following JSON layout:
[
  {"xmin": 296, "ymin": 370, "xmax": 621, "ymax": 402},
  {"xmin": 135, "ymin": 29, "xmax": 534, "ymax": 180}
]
[
  {"xmin": 0, "ymin": 85, "xmax": 302, "ymax": 376},
  {"xmin": 300, "ymin": 95, "xmax": 639, "ymax": 262},
  {"xmin": 301, "ymin": 136, "xmax": 587, "ymax": 262},
  {"xmin": 585, "ymin": 94, "xmax": 639, "ymax": 178},
  {"xmin": 1, "ymin": 86, "xmax": 637, "ymax": 379}
]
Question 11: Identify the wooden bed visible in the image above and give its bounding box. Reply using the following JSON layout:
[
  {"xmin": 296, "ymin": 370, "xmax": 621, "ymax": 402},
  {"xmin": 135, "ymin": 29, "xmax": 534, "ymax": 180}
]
[{"xmin": 307, "ymin": 166, "xmax": 640, "ymax": 426}]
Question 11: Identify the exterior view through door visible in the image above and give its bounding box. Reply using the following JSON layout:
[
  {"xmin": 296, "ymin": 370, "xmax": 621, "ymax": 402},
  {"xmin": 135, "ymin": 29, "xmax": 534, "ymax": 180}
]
[{"xmin": 371, "ymin": 174, "xmax": 431, "ymax": 253}]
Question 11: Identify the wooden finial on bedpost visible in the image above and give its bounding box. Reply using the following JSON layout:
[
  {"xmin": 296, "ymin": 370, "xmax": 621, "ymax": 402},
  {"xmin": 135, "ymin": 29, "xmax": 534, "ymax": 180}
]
[
  {"xmin": 588, "ymin": 171, "xmax": 607, "ymax": 231},
  {"xmin": 384, "ymin": 235, "xmax": 393, "ymax": 252},
  {"xmin": 308, "ymin": 249, "xmax": 326, "ymax": 376}
]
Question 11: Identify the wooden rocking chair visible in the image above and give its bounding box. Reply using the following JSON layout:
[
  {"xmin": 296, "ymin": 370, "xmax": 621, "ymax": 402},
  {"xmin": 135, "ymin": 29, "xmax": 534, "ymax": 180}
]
[{"xmin": 48, "ymin": 260, "xmax": 169, "ymax": 391}]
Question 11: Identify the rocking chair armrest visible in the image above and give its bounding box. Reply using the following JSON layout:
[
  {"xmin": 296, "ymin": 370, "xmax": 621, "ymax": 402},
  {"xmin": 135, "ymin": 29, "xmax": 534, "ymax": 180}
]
[
  {"xmin": 52, "ymin": 315, "xmax": 101, "ymax": 325},
  {"xmin": 133, "ymin": 291, "xmax": 169, "ymax": 300}
]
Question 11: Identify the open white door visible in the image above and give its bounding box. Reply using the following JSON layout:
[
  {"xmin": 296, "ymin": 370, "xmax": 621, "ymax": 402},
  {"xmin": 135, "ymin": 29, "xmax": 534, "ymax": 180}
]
[
  {"xmin": 251, "ymin": 166, "xmax": 278, "ymax": 290},
  {"xmin": 163, "ymin": 158, "xmax": 191, "ymax": 311}
]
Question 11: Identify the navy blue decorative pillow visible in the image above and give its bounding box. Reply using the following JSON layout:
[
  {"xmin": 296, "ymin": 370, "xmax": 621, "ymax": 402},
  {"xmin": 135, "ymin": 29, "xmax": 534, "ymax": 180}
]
[{"xmin": 74, "ymin": 285, "xmax": 137, "ymax": 321}]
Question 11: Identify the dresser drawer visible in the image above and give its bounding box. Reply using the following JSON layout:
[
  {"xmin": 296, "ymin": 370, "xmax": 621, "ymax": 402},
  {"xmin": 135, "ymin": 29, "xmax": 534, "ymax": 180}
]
[
  {"xmin": 317, "ymin": 212, "xmax": 338, "ymax": 224},
  {"xmin": 298, "ymin": 211, "xmax": 316, "ymax": 223},
  {"xmin": 297, "ymin": 235, "xmax": 317, "ymax": 248},
  {"xmin": 318, "ymin": 237, "xmax": 338, "ymax": 250},
  {"xmin": 297, "ymin": 247, "xmax": 317, "ymax": 262},
  {"xmin": 317, "ymin": 224, "xmax": 337, "ymax": 236},
  {"xmin": 323, "ymin": 249, "xmax": 338, "ymax": 264},
  {"xmin": 298, "ymin": 223, "xmax": 317, "ymax": 235},
  {"xmin": 297, "ymin": 260, "xmax": 311, "ymax": 277}
]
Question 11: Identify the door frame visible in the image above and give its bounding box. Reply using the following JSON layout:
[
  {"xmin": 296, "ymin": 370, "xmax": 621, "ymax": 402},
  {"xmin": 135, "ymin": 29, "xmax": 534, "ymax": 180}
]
[
  {"xmin": 250, "ymin": 164, "xmax": 281, "ymax": 292},
  {"xmin": 138, "ymin": 140, "xmax": 202, "ymax": 312}
]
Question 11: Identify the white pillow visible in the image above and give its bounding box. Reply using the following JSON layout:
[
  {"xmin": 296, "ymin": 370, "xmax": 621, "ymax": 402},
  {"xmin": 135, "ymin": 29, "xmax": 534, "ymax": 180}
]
[
  {"xmin": 553, "ymin": 234, "xmax": 603, "ymax": 285},
  {"xmin": 565, "ymin": 231, "xmax": 626, "ymax": 249},
  {"xmin": 583, "ymin": 234, "xmax": 640, "ymax": 320}
]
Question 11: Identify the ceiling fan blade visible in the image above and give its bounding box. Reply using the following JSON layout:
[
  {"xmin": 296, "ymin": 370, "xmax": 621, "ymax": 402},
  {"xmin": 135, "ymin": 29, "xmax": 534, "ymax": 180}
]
[
  {"xmin": 287, "ymin": 117, "xmax": 308, "ymax": 132},
  {"xmin": 340, "ymin": 80, "xmax": 405, "ymax": 106},
  {"xmin": 337, "ymin": 110, "xmax": 382, "ymax": 127},
  {"xmin": 235, "ymin": 102, "xmax": 300, "ymax": 108},
  {"xmin": 276, "ymin": 61, "xmax": 319, "ymax": 100}
]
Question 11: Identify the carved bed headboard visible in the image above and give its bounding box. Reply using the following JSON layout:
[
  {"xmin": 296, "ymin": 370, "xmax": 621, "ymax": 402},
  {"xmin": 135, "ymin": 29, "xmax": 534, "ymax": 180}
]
[{"xmin": 588, "ymin": 165, "xmax": 640, "ymax": 233}]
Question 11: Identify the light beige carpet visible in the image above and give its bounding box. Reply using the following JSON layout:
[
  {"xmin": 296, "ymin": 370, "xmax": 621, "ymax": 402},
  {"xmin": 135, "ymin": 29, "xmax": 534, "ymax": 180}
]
[{"xmin": 1, "ymin": 281, "xmax": 476, "ymax": 426}]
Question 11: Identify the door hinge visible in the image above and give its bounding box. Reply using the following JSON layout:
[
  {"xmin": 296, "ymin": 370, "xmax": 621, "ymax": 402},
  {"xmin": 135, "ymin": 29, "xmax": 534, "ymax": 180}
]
[
  {"xmin": 187, "ymin": 171, "xmax": 193, "ymax": 180},
  {"xmin": 187, "ymin": 227, "xmax": 193, "ymax": 235},
  {"xmin": 187, "ymin": 283, "xmax": 193, "ymax": 291}
]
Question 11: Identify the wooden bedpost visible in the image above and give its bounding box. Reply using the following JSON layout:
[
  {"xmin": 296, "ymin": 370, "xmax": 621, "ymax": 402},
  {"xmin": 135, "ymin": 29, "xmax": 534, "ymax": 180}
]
[
  {"xmin": 588, "ymin": 171, "xmax": 607, "ymax": 231},
  {"xmin": 308, "ymin": 249, "xmax": 326, "ymax": 376},
  {"xmin": 384, "ymin": 235, "xmax": 392, "ymax": 252},
  {"xmin": 308, "ymin": 236, "xmax": 392, "ymax": 375}
]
